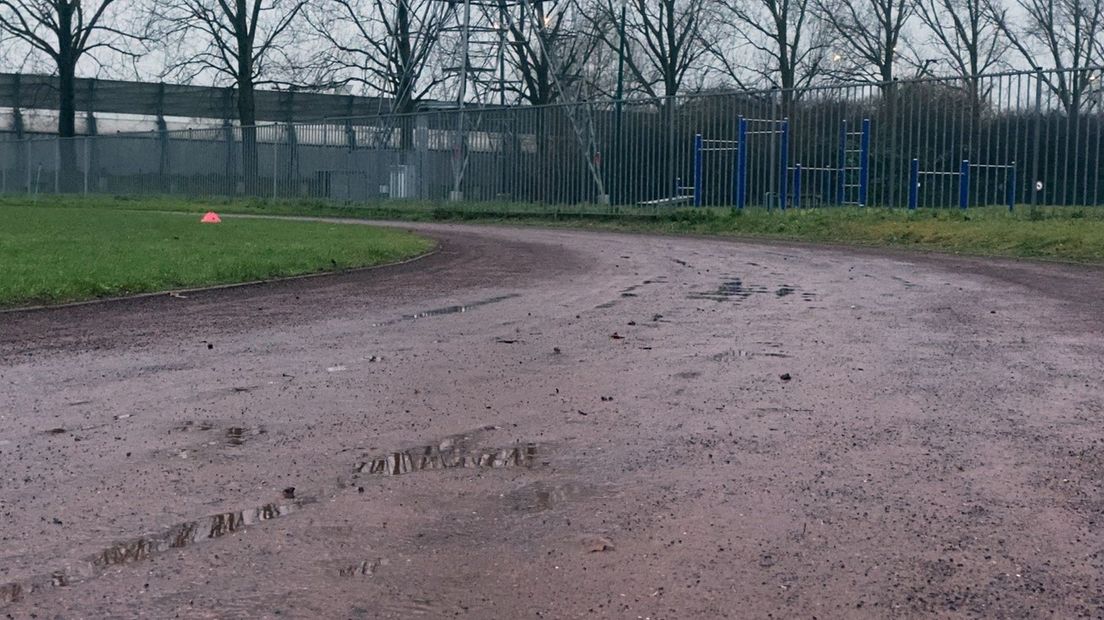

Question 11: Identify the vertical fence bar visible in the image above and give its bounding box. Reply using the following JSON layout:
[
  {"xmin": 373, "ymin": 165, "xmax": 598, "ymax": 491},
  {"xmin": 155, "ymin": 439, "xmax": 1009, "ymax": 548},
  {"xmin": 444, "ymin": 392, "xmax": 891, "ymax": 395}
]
[
  {"xmin": 83, "ymin": 137, "xmax": 90, "ymax": 196},
  {"xmin": 1007, "ymin": 163, "xmax": 1017, "ymax": 211},
  {"xmin": 859, "ymin": 118, "xmax": 871, "ymax": 206},
  {"xmin": 909, "ymin": 158, "xmax": 919, "ymax": 210},
  {"xmin": 793, "ymin": 164, "xmax": 802, "ymax": 209},
  {"xmin": 1031, "ymin": 70, "xmax": 1042, "ymax": 206},
  {"xmin": 693, "ymin": 133, "xmax": 703, "ymax": 207},
  {"xmin": 837, "ymin": 119, "xmax": 846, "ymax": 205},
  {"xmin": 779, "ymin": 118, "xmax": 789, "ymax": 210},
  {"xmin": 736, "ymin": 116, "xmax": 747, "ymax": 209},
  {"xmin": 272, "ymin": 130, "xmax": 278, "ymax": 200},
  {"xmin": 959, "ymin": 160, "xmax": 970, "ymax": 209}
]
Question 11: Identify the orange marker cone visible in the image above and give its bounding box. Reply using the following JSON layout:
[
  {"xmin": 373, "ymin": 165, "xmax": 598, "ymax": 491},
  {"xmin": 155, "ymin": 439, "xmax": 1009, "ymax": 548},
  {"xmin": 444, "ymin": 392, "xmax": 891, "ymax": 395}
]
[{"xmin": 200, "ymin": 211, "xmax": 222, "ymax": 224}]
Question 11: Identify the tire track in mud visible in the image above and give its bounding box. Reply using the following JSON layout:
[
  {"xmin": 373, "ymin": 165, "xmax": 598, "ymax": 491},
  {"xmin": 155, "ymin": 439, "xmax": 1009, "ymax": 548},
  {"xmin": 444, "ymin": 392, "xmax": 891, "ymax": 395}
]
[{"xmin": 0, "ymin": 426, "xmax": 539, "ymax": 607}]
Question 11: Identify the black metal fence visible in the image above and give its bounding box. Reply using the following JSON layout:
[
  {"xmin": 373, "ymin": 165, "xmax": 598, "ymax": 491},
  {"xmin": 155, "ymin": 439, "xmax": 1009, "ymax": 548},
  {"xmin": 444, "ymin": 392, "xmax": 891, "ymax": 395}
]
[{"xmin": 2, "ymin": 68, "xmax": 1103, "ymax": 208}]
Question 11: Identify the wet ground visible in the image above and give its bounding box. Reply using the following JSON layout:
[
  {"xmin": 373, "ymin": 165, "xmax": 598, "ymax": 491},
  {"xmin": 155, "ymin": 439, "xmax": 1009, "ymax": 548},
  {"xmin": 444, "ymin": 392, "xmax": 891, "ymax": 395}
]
[{"xmin": 1, "ymin": 223, "xmax": 1102, "ymax": 618}]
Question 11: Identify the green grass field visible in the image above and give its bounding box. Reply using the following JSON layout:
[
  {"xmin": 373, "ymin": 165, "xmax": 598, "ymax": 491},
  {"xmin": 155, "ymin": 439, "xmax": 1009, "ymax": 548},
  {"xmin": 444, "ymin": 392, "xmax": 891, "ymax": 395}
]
[
  {"xmin": 1, "ymin": 195, "xmax": 1101, "ymax": 308},
  {"xmin": 0, "ymin": 203, "xmax": 433, "ymax": 307},
  {"xmin": 18, "ymin": 194, "xmax": 1101, "ymax": 262}
]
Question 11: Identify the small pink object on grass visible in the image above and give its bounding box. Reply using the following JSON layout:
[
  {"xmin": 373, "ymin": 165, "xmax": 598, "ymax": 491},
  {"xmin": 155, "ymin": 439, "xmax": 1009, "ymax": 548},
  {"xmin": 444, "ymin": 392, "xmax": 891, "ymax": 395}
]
[{"xmin": 200, "ymin": 212, "xmax": 222, "ymax": 224}]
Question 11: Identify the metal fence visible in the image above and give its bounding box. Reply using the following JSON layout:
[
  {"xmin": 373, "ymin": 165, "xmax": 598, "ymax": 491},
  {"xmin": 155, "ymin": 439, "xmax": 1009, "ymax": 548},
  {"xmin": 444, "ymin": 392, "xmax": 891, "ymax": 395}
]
[{"xmin": 3, "ymin": 68, "xmax": 1104, "ymax": 209}]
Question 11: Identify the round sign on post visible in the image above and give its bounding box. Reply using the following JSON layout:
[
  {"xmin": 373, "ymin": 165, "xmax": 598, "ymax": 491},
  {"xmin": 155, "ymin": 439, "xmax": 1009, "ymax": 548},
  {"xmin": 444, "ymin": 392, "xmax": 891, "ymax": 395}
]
[{"xmin": 1035, "ymin": 181, "xmax": 1044, "ymax": 192}]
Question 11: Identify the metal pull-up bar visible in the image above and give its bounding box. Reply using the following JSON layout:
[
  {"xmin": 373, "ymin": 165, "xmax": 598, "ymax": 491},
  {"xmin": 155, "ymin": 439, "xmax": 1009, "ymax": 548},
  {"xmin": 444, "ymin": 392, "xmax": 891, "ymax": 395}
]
[
  {"xmin": 909, "ymin": 159, "xmax": 1017, "ymax": 210},
  {"xmin": 690, "ymin": 116, "xmax": 788, "ymax": 210}
]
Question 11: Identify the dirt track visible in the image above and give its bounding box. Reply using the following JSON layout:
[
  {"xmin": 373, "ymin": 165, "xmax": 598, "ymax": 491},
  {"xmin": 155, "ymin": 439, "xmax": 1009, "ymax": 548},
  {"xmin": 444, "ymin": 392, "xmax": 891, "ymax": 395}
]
[{"xmin": 1, "ymin": 222, "xmax": 1102, "ymax": 618}]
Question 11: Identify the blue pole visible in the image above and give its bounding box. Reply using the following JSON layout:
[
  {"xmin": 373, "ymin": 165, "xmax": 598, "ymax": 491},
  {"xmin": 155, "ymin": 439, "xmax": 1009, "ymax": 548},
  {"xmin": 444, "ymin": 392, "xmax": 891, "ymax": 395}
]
[
  {"xmin": 959, "ymin": 159, "xmax": 970, "ymax": 210},
  {"xmin": 779, "ymin": 118, "xmax": 789, "ymax": 210},
  {"xmin": 794, "ymin": 164, "xmax": 802, "ymax": 209},
  {"xmin": 736, "ymin": 116, "xmax": 747, "ymax": 209},
  {"xmin": 693, "ymin": 133, "xmax": 703, "ymax": 207},
  {"xmin": 909, "ymin": 158, "xmax": 919, "ymax": 210},
  {"xmin": 1007, "ymin": 162, "xmax": 1017, "ymax": 212},
  {"xmin": 837, "ymin": 120, "xmax": 847, "ymax": 204},
  {"xmin": 859, "ymin": 118, "xmax": 871, "ymax": 206}
]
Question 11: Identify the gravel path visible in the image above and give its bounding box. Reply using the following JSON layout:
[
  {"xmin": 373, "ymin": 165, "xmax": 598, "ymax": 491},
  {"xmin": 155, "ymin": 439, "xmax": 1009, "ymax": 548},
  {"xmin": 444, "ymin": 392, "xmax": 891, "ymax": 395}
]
[{"xmin": 1, "ymin": 223, "xmax": 1102, "ymax": 618}]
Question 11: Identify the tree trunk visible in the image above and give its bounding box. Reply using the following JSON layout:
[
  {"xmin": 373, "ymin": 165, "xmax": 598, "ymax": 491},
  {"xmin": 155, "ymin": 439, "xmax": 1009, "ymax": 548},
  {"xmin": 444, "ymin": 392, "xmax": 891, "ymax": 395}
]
[
  {"xmin": 56, "ymin": 6, "xmax": 79, "ymax": 192},
  {"xmin": 237, "ymin": 69, "xmax": 259, "ymax": 195}
]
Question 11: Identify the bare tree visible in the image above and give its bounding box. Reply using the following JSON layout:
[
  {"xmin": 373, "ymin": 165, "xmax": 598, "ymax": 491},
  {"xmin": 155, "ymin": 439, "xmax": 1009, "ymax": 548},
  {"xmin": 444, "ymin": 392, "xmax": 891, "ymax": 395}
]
[
  {"xmin": 713, "ymin": 0, "xmax": 830, "ymax": 104},
  {"xmin": 989, "ymin": 0, "xmax": 1104, "ymax": 115},
  {"xmin": 308, "ymin": 0, "xmax": 449, "ymax": 114},
  {"xmin": 912, "ymin": 0, "xmax": 1007, "ymax": 84},
  {"xmin": 817, "ymin": 0, "xmax": 911, "ymax": 87},
  {"xmin": 153, "ymin": 0, "xmax": 310, "ymax": 189},
  {"xmin": 501, "ymin": 0, "xmax": 598, "ymax": 106},
  {"xmin": 0, "ymin": 1, "xmax": 139, "ymax": 144},
  {"xmin": 585, "ymin": 0, "xmax": 716, "ymax": 100}
]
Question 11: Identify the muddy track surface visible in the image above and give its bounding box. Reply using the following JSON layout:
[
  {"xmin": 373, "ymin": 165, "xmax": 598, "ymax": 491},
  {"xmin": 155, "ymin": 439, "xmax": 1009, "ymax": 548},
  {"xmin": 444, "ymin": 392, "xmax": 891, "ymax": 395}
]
[{"xmin": 1, "ymin": 223, "xmax": 1102, "ymax": 618}]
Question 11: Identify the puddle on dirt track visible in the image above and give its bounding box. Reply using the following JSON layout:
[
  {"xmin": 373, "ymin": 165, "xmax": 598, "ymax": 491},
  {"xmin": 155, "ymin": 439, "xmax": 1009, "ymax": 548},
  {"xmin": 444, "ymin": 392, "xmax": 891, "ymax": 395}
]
[
  {"xmin": 691, "ymin": 278, "xmax": 816, "ymax": 303},
  {"xmin": 355, "ymin": 428, "xmax": 538, "ymax": 476},
  {"xmin": 174, "ymin": 421, "xmax": 266, "ymax": 447},
  {"xmin": 0, "ymin": 499, "xmax": 311, "ymax": 606},
  {"xmin": 372, "ymin": 294, "xmax": 521, "ymax": 326},
  {"xmin": 690, "ymin": 278, "xmax": 769, "ymax": 302}
]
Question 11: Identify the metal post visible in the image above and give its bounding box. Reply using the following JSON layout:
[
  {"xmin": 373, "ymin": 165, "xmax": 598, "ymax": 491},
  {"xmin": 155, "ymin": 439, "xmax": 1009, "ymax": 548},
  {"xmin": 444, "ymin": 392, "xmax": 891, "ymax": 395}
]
[
  {"xmin": 779, "ymin": 118, "xmax": 789, "ymax": 210},
  {"xmin": 793, "ymin": 164, "xmax": 802, "ymax": 209},
  {"xmin": 450, "ymin": 0, "xmax": 472, "ymax": 202},
  {"xmin": 859, "ymin": 118, "xmax": 871, "ymax": 206},
  {"xmin": 909, "ymin": 158, "xmax": 919, "ymax": 210},
  {"xmin": 1007, "ymin": 162, "xmax": 1017, "ymax": 212},
  {"xmin": 613, "ymin": 1, "xmax": 627, "ymax": 205},
  {"xmin": 273, "ymin": 131, "xmax": 278, "ymax": 200},
  {"xmin": 83, "ymin": 137, "xmax": 90, "ymax": 195},
  {"xmin": 1031, "ymin": 69, "xmax": 1042, "ymax": 206},
  {"xmin": 693, "ymin": 133, "xmax": 703, "ymax": 207},
  {"xmin": 959, "ymin": 159, "xmax": 970, "ymax": 209},
  {"xmin": 837, "ymin": 120, "xmax": 847, "ymax": 204},
  {"xmin": 736, "ymin": 116, "xmax": 748, "ymax": 209}
]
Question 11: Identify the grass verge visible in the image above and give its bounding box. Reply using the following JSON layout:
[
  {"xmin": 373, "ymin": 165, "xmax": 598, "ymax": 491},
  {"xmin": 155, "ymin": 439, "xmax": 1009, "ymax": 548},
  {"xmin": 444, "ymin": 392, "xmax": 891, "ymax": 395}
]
[
  {"xmin": 0, "ymin": 203, "xmax": 434, "ymax": 307},
  {"xmin": 4, "ymin": 194, "xmax": 1104, "ymax": 265}
]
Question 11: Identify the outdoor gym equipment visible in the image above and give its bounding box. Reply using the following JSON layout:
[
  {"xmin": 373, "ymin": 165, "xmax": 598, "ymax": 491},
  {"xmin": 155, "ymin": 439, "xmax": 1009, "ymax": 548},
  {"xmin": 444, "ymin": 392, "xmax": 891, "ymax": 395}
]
[
  {"xmin": 788, "ymin": 119, "xmax": 871, "ymax": 208},
  {"xmin": 908, "ymin": 159, "xmax": 1016, "ymax": 210},
  {"xmin": 690, "ymin": 116, "xmax": 789, "ymax": 209}
]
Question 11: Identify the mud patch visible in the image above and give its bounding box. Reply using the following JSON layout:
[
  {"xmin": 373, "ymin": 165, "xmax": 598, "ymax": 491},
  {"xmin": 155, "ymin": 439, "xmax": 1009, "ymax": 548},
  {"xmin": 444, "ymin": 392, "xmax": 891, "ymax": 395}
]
[
  {"xmin": 339, "ymin": 558, "xmax": 388, "ymax": 578},
  {"xmin": 372, "ymin": 294, "xmax": 521, "ymax": 326},
  {"xmin": 690, "ymin": 278, "xmax": 769, "ymax": 302},
  {"xmin": 356, "ymin": 440, "xmax": 537, "ymax": 476},
  {"xmin": 0, "ymin": 499, "xmax": 310, "ymax": 606}
]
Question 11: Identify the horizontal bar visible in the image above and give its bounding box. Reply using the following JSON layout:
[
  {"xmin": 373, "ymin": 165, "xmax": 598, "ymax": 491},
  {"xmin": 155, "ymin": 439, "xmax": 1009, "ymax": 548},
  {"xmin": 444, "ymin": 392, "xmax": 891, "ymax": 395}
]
[
  {"xmin": 745, "ymin": 131, "xmax": 783, "ymax": 135},
  {"xmin": 700, "ymin": 147, "xmax": 738, "ymax": 152},
  {"xmin": 917, "ymin": 171, "xmax": 962, "ymax": 176},
  {"xmin": 969, "ymin": 164, "xmax": 1016, "ymax": 169},
  {"xmin": 701, "ymin": 139, "xmax": 741, "ymax": 145}
]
